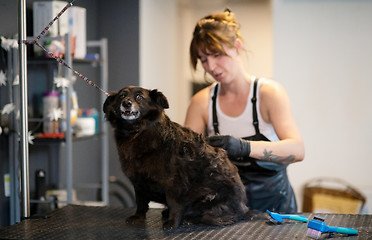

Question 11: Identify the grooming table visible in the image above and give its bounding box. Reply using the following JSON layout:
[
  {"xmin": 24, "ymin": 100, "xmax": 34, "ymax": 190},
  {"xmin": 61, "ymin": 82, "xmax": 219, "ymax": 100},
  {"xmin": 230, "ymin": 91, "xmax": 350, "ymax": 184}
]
[{"xmin": 0, "ymin": 205, "xmax": 371, "ymax": 239}]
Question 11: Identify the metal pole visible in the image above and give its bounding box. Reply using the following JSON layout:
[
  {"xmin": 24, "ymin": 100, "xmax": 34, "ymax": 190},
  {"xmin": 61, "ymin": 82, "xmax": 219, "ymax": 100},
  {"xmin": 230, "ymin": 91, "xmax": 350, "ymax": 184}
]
[
  {"xmin": 100, "ymin": 38, "xmax": 109, "ymax": 205},
  {"xmin": 65, "ymin": 33, "xmax": 73, "ymax": 204},
  {"xmin": 18, "ymin": 0, "xmax": 30, "ymax": 219},
  {"xmin": 87, "ymin": 39, "xmax": 109, "ymax": 205}
]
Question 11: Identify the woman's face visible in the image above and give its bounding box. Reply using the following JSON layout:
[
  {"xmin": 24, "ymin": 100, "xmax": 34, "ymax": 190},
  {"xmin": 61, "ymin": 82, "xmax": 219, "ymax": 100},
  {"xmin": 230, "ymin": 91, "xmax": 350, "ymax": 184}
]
[{"xmin": 198, "ymin": 44, "xmax": 240, "ymax": 84}]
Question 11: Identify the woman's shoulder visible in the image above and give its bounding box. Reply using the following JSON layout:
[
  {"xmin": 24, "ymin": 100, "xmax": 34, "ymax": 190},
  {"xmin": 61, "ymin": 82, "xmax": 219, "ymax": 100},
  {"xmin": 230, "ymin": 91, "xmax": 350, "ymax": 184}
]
[
  {"xmin": 255, "ymin": 78, "xmax": 293, "ymax": 125},
  {"xmin": 259, "ymin": 78, "xmax": 287, "ymax": 98},
  {"xmin": 258, "ymin": 78, "xmax": 290, "ymax": 121}
]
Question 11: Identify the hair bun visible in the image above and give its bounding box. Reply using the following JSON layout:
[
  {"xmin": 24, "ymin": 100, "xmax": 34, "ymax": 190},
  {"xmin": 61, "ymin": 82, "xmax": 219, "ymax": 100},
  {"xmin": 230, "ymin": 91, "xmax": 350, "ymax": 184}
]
[{"xmin": 189, "ymin": 9, "xmax": 243, "ymax": 70}]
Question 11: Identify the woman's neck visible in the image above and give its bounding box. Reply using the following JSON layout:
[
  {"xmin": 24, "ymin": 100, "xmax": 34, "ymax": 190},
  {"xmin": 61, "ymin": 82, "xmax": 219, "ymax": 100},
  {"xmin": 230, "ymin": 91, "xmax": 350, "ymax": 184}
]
[{"xmin": 219, "ymin": 73, "xmax": 251, "ymax": 95}]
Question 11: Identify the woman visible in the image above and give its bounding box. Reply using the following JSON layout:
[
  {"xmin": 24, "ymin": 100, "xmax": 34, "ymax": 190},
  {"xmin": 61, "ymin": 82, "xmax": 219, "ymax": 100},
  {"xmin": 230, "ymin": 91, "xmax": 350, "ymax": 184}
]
[{"xmin": 184, "ymin": 9, "xmax": 305, "ymax": 213}]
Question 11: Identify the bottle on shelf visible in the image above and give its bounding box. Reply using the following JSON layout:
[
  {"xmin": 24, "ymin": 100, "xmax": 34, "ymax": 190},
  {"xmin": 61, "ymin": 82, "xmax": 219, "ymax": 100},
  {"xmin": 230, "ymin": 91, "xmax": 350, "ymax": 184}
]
[{"xmin": 42, "ymin": 91, "xmax": 59, "ymax": 134}]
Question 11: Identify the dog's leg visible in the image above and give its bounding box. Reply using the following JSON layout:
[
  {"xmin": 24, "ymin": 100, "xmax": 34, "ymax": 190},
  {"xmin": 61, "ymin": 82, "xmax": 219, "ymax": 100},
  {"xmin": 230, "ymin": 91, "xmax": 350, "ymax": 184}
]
[
  {"xmin": 162, "ymin": 197, "xmax": 185, "ymax": 230},
  {"xmin": 126, "ymin": 189, "xmax": 150, "ymax": 225}
]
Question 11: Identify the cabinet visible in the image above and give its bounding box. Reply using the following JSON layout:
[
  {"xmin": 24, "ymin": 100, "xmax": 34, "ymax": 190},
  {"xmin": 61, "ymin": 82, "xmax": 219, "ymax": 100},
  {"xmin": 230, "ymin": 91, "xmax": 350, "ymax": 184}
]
[{"xmin": 0, "ymin": 34, "xmax": 109, "ymax": 225}]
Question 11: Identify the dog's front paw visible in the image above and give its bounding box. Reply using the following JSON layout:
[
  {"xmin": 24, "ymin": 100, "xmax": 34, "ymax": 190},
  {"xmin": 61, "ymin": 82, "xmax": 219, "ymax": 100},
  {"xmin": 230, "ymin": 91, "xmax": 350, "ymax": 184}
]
[
  {"xmin": 126, "ymin": 215, "xmax": 145, "ymax": 225},
  {"xmin": 162, "ymin": 219, "xmax": 179, "ymax": 230}
]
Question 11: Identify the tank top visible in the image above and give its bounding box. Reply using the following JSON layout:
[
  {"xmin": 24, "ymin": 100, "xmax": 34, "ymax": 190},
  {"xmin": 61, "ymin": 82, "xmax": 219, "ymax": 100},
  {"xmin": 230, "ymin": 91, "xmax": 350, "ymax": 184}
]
[
  {"xmin": 205, "ymin": 77, "xmax": 297, "ymax": 213},
  {"xmin": 207, "ymin": 77, "xmax": 279, "ymax": 142}
]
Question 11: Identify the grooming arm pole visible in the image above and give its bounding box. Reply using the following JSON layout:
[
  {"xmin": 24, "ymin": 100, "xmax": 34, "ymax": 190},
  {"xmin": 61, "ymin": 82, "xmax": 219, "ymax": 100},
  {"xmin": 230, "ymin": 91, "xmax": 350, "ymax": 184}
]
[{"xmin": 18, "ymin": 0, "xmax": 30, "ymax": 219}]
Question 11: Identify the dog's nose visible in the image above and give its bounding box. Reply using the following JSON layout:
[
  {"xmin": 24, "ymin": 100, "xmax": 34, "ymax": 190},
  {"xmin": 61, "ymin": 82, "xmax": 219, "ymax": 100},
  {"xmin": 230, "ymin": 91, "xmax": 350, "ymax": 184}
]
[{"xmin": 122, "ymin": 100, "xmax": 132, "ymax": 108}]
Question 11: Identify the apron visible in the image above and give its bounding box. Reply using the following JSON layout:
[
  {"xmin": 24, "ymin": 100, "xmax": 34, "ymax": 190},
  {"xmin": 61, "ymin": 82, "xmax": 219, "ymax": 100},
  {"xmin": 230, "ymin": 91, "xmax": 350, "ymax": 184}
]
[{"xmin": 211, "ymin": 78, "xmax": 297, "ymax": 213}]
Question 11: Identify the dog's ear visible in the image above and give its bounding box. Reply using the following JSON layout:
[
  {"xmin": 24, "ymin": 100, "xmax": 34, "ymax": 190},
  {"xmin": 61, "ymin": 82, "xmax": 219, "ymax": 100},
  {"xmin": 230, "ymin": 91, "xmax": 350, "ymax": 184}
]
[
  {"xmin": 149, "ymin": 89, "xmax": 169, "ymax": 109},
  {"xmin": 103, "ymin": 91, "xmax": 117, "ymax": 114}
]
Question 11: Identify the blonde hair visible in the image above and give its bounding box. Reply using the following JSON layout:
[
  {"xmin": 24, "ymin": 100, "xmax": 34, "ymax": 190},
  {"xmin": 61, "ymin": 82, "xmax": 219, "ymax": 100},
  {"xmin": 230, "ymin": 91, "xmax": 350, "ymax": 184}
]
[{"xmin": 190, "ymin": 9, "xmax": 243, "ymax": 70}]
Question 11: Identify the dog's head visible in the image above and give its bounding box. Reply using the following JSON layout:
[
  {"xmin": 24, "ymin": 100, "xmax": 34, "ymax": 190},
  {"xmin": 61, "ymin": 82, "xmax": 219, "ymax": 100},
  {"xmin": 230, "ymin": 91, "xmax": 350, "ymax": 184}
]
[{"xmin": 103, "ymin": 86, "xmax": 169, "ymax": 129}]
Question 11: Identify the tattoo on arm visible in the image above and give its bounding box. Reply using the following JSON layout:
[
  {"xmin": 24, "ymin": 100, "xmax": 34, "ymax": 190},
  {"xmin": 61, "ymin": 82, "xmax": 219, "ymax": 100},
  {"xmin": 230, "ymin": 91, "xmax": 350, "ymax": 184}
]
[{"xmin": 259, "ymin": 149, "xmax": 295, "ymax": 165}]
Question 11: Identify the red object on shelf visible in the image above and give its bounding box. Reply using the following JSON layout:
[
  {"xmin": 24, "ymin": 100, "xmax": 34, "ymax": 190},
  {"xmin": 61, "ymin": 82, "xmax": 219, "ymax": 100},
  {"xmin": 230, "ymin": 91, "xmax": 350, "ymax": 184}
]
[{"xmin": 37, "ymin": 132, "xmax": 65, "ymax": 139}]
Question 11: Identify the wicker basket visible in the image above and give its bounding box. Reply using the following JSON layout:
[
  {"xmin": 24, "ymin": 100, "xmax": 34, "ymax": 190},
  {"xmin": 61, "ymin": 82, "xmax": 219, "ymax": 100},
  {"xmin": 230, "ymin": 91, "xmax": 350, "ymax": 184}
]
[{"xmin": 302, "ymin": 178, "xmax": 366, "ymax": 214}]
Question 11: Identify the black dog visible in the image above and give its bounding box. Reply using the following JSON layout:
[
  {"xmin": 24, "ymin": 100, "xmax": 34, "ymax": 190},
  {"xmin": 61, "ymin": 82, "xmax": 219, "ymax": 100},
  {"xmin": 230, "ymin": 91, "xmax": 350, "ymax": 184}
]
[{"xmin": 103, "ymin": 86, "xmax": 249, "ymax": 229}]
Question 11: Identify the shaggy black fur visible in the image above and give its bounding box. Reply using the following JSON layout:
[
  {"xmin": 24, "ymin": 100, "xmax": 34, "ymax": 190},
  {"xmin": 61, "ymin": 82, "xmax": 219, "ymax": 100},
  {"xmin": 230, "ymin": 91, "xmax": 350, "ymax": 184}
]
[{"xmin": 103, "ymin": 86, "xmax": 249, "ymax": 229}]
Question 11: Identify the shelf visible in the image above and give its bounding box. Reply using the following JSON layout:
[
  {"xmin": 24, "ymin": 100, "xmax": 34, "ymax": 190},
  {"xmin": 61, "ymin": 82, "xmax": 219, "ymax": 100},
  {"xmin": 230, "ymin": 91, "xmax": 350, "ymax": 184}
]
[
  {"xmin": 1, "ymin": 15, "xmax": 110, "ymax": 225},
  {"xmin": 32, "ymin": 133, "xmax": 103, "ymax": 144},
  {"xmin": 22, "ymin": 36, "xmax": 109, "ymax": 217}
]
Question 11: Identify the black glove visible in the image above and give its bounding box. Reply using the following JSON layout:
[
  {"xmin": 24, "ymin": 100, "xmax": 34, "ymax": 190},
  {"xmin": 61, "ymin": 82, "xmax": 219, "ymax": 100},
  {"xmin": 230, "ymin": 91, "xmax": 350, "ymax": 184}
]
[{"xmin": 207, "ymin": 135, "xmax": 251, "ymax": 158}]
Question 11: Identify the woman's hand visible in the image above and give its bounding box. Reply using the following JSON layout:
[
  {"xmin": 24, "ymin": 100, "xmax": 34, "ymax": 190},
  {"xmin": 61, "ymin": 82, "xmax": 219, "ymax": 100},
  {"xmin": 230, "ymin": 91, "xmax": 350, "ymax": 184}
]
[{"xmin": 207, "ymin": 135, "xmax": 251, "ymax": 158}]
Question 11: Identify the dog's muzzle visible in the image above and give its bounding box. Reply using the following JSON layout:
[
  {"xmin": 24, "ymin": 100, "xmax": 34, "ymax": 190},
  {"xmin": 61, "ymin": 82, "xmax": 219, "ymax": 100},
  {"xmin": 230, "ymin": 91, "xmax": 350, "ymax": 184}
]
[{"xmin": 120, "ymin": 104, "xmax": 140, "ymax": 120}]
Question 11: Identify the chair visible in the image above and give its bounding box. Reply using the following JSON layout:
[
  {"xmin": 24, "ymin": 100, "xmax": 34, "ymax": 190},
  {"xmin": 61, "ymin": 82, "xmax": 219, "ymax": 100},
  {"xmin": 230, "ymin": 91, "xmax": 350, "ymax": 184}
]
[{"xmin": 302, "ymin": 177, "xmax": 366, "ymax": 214}]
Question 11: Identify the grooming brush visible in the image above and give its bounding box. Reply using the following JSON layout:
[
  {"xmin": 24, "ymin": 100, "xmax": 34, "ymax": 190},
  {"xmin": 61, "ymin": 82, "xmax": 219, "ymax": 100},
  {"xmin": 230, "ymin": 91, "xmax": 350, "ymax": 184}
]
[
  {"xmin": 266, "ymin": 209, "xmax": 308, "ymax": 223},
  {"xmin": 306, "ymin": 216, "xmax": 358, "ymax": 239}
]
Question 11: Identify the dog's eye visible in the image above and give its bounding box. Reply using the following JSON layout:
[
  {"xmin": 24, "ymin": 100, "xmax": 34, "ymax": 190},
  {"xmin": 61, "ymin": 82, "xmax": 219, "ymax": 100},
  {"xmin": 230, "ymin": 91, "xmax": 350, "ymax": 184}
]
[
  {"xmin": 120, "ymin": 92, "xmax": 128, "ymax": 99},
  {"xmin": 136, "ymin": 94, "xmax": 144, "ymax": 102}
]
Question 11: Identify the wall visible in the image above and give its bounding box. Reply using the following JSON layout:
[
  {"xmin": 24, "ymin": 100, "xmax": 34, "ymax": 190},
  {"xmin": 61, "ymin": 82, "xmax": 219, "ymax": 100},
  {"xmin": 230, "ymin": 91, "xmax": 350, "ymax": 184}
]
[
  {"xmin": 272, "ymin": 0, "xmax": 372, "ymax": 212},
  {"xmin": 139, "ymin": 0, "xmax": 183, "ymax": 122}
]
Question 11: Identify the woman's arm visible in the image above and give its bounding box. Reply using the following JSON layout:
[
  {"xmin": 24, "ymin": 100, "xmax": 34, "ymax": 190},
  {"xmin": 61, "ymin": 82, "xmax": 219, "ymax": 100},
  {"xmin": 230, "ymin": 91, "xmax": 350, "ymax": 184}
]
[
  {"xmin": 250, "ymin": 79, "xmax": 305, "ymax": 164},
  {"xmin": 206, "ymin": 80, "xmax": 305, "ymax": 165}
]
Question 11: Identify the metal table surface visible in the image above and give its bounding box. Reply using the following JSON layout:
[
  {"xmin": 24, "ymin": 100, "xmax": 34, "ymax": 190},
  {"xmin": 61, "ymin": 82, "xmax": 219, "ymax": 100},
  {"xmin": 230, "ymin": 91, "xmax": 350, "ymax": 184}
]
[{"xmin": 0, "ymin": 205, "xmax": 371, "ymax": 239}]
